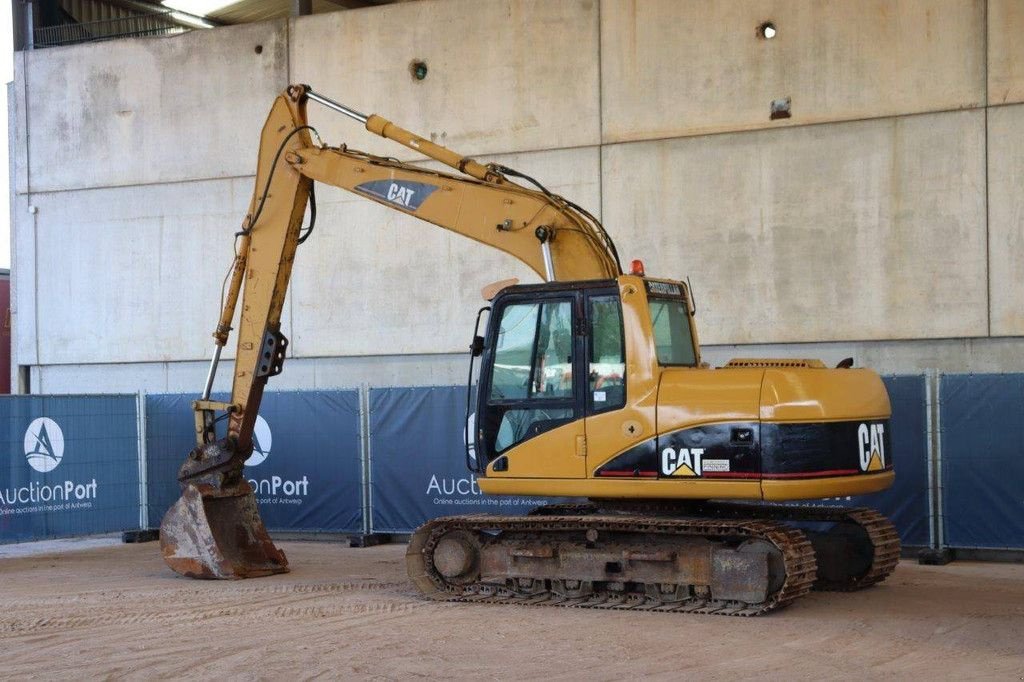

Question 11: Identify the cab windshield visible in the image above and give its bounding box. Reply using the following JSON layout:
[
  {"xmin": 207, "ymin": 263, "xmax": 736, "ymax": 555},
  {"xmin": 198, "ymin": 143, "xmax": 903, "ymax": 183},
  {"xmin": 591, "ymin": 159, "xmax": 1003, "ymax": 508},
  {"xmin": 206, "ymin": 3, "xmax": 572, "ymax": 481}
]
[{"xmin": 648, "ymin": 297, "xmax": 697, "ymax": 366}]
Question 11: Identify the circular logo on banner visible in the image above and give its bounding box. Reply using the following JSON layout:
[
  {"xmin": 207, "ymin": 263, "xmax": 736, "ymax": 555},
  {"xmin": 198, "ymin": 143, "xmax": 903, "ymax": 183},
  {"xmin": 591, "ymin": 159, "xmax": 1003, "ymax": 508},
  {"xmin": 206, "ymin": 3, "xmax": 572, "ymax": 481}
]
[
  {"xmin": 24, "ymin": 417, "xmax": 65, "ymax": 473},
  {"xmin": 245, "ymin": 415, "xmax": 272, "ymax": 467}
]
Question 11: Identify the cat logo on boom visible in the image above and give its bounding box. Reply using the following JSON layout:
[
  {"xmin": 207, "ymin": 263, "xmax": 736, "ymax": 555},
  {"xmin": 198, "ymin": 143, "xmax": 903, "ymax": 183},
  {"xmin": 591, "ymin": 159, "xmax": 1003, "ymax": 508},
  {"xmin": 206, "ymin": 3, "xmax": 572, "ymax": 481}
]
[
  {"xmin": 857, "ymin": 423, "xmax": 886, "ymax": 472},
  {"xmin": 386, "ymin": 183, "xmax": 416, "ymax": 207},
  {"xmin": 354, "ymin": 179, "xmax": 439, "ymax": 211}
]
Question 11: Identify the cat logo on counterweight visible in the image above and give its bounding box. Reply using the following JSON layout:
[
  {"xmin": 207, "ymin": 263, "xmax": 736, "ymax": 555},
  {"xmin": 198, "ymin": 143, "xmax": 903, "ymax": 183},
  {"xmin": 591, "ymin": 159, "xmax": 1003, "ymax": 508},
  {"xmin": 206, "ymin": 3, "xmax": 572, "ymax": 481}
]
[{"xmin": 857, "ymin": 423, "xmax": 886, "ymax": 472}]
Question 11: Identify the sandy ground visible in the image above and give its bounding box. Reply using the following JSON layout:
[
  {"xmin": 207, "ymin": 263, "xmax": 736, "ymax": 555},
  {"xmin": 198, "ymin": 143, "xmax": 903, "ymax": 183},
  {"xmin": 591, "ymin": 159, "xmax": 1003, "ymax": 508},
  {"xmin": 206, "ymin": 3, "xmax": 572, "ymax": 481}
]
[{"xmin": 0, "ymin": 541, "xmax": 1022, "ymax": 680}]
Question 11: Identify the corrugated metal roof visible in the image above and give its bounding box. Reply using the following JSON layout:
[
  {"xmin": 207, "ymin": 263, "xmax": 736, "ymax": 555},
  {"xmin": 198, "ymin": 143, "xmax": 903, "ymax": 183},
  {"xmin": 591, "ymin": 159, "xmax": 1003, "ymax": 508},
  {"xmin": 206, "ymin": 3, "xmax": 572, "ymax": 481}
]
[
  {"xmin": 207, "ymin": 0, "xmax": 414, "ymax": 24},
  {"xmin": 60, "ymin": 0, "xmax": 418, "ymax": 28},
  {"xmin": 60, "ymin": 0, "xmax": 133, "ymax": 23},
  {"xmin": 39, "ymin": 0, "xmax": 417, "ymax": 48}
]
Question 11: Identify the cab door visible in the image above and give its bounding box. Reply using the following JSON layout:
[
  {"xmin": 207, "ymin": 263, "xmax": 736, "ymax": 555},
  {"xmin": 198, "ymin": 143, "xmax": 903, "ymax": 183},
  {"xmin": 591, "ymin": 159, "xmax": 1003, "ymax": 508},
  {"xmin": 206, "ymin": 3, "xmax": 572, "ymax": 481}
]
[
  {"xmin": 478, "ymin": 292, "xmax": 587, "ymax": 478},
  {"xmin": 583, "ymin": 285, "xmax": 660, "ymax": 478}
]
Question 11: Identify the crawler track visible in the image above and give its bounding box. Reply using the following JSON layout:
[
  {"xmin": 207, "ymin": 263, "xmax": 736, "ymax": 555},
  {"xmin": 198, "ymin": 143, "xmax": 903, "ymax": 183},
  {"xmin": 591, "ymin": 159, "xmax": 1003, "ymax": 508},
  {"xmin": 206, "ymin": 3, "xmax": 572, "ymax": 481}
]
[
  {"xmin": 407, "ymin": 513, "xmax": 817, "ymax": 616},
  {"xmin": 720, "ymin": 503, "xmax": 900, "ymax": 591}
]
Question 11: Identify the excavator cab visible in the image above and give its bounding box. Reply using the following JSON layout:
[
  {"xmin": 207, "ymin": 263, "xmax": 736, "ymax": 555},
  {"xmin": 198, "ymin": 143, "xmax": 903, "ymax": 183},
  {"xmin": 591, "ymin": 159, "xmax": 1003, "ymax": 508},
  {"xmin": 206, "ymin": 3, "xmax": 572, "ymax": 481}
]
[
  {"xmin": 469, "ymin": 275, "xmax": 700, "ymax": 481},
  {"xmin": 472, "ymin": 279, "xmax": 637, "ymax": 473}
]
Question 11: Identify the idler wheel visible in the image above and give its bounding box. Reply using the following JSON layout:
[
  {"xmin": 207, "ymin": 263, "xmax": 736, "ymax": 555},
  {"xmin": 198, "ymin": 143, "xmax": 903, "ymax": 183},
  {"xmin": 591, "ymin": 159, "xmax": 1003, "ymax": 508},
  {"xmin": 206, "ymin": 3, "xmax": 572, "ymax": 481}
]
[{"xmin": 432, "ymin": 531, "xmax": 480, "ymax": 583}]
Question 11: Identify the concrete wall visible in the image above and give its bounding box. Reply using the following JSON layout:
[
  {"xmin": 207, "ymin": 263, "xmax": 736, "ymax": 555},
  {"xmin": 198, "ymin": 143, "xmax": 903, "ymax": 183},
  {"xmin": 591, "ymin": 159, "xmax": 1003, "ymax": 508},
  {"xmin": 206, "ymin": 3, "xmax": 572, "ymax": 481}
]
[
  {"xmin": 601, "ymin": 0, "xmax": 985, "ymax": 141},
  {"xmin": 603, "ymin": 110, "xmax": 987, "ymax": 345},
  {"xmin": 9, "ymin": 0, "xmax": 1024, "ymax": 394}
]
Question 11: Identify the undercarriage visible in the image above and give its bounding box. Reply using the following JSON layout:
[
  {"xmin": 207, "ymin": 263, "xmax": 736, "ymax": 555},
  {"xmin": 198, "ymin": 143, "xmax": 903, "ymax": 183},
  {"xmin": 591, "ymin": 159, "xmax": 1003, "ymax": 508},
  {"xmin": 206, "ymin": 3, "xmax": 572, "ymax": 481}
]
[{"xmin": 406, "ymin": 501, "xmax": 899, "ymax": 616}]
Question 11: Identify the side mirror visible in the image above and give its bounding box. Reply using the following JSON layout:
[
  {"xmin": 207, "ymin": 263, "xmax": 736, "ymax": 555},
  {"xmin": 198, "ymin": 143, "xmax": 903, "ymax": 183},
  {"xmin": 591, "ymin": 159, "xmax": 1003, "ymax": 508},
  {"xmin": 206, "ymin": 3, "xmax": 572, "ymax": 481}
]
[{"xmin": 470, "ymin": 335, "xmax": 485, "ymax": 357}]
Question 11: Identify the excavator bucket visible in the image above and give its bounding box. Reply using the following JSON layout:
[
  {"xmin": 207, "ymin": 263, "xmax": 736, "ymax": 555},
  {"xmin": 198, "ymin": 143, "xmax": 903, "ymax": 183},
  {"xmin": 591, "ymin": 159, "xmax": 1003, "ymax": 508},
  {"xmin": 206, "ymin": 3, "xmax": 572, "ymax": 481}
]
[{"xmin": 159, "ymin": 442, "xmax": 288, "ymax": 579}]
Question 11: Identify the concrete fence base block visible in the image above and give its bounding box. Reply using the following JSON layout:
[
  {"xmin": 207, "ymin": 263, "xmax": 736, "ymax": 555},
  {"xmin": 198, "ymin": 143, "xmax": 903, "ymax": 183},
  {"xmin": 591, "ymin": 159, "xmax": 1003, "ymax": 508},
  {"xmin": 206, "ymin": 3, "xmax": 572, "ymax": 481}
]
[
  {"xmin": 349, "ymin": 533, "xmax": 392, "ymax": 548},
  {"xmin": 122, "ymin": 529, "xmax": 160, "ymax": 544},
  {"xmin": 918, "ymin": 547, "xmax": 956, "ymax": 565}
]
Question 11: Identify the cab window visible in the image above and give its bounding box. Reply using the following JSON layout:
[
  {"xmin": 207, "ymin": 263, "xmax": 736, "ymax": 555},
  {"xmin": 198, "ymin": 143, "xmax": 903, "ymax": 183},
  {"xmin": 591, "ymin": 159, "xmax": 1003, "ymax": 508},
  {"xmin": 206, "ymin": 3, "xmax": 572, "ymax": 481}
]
[
  {"xmin": 648, "ymin": 297, "xmax": 697, "ymax": 366},
  {"xmin": 588, "ymin": 295, "xmax": 625, "ymax": 411},
  {"xmin": 490, "ymin": 300, "xmax": 573, "ymax": 401},
  {"xmin": 490, "ymin": 302, "xmax": 539, "ymax": 401},
  {"xmin": 486, "ymin": 298, "xmax": 576, "ymax": 454}
]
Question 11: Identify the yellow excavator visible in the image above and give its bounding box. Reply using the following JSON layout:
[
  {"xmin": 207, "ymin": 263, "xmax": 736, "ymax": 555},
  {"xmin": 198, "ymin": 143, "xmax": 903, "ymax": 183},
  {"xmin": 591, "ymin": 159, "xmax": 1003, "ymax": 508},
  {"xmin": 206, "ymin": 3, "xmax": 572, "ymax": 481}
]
[{"xmin": 160, "ymin": 85, "xmax": 899, "ymax": 615}]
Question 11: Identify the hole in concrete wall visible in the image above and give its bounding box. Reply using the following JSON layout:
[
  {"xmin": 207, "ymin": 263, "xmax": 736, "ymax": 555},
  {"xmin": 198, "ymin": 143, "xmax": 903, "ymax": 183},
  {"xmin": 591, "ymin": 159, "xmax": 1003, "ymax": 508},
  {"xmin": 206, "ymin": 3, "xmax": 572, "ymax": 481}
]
[
  {"xmin": 770, "ymin": 97, "xmax": 791, "ymax": 120},
  {"xmin": 410, "ymin": 60, "xmax": 428, "ymax": 81},
  {"xmin": 758, "ymin": 22, "xmax": 777, "ymax": 39},
  {"xmin": 254, "ymin": 44, "xmax": 263, "ymax": 54}
]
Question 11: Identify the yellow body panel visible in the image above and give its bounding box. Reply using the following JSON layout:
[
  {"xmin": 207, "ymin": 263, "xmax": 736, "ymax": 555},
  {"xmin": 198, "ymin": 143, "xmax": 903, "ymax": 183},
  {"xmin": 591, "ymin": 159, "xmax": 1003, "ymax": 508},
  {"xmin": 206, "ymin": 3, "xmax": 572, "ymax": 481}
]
[
  {"xmin": 478, "ymin": 476, "xmax": 762, "ymax": 499},
  {"xmin": 759, "ymin": 368, "xmax": 892, "ymax": 422},
  {"xmin": 479, "ymin": 471, "xmax": 894, "ymax": 501},
  {"xmin": 480, "ymin": 469, "xmax": 894, "ymax": 502},
  {"xmin": 486, "ymin": 419, "xmax": 586, "ymax": 479},
  {"xmin": 654, "ymin": 367, "xmax": 762, "ymax": 436},
  {"xmin": 762, "ymin": 470, "xmax": 895, "ymax": 500}
]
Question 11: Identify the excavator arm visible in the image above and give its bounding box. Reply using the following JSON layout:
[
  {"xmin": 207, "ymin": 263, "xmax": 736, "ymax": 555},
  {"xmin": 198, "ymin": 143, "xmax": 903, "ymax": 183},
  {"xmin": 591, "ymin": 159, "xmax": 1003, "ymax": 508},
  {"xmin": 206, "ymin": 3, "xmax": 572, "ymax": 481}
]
[{"xmin": 160, "ymin": 84, "xmax": 620, "ymax": 578}]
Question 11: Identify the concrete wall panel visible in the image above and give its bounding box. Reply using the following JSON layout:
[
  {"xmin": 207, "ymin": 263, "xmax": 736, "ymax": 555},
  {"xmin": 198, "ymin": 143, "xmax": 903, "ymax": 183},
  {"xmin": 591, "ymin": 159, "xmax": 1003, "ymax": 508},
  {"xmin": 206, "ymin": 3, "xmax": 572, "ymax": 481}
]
[
  {"xmin": 30, "ymin": 177, "xmax": 273, "ymax": 365},
  {"xmin": 602, "ymin": 110, "xmax": 987, "ymax": 345},
  {"xmin": 35, "ymin": 362, "xmax": 172, "ymax": 395},
  {"xmin": 288, "ymin": 146, "xmax": 600, "ymax": 357},
  {"xmin": 32, "ymin": 353, "xmax": 467, "ymax": 394},
  {"xmin": 988, "ymin": 0, "xmax": 1024, "ymax": 105},
  {"xmin": 289, "ymin": 0, "xmax": 600, "ymax": 161},
  {"xmin": 12, "ymin": 193, "xmax": 36, "ymax": 365},
  {"xmin": 987, "ymin": 103, "xmax": 1024, "ymax": 335},
  {"xmin": 302, "ymin": 353, "xmax": 464, "ymax": 388},
  {"xmin": 23, "ymin": 21, "xmax": 287, "ymax": 193},
  {"xmin": 601, "ymin": 0, "xmax": 985, "ymax": 143},
  {"xmin": 11, "ymin": 55, "xmax": 28, "ymax": 195}
]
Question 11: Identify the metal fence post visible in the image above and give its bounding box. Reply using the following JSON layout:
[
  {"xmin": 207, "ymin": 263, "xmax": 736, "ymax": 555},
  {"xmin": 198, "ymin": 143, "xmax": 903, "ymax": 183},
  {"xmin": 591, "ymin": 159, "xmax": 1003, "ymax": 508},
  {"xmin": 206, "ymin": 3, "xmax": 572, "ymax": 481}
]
[
  {"xmin": 136, "ymin": 390, "xmax": 150, "ymax": 531},
  {"xmin": 934, "ymin": 372, "xmax": 945, "ymax": 550},
  {"xmin": 358, "ymin": 383, "xmax": 372, "ymax": 536},
  {"xmin": 925, "ymin": 371, "xmax": 937, "ymax": 549},
  {"xmin": 919, "ymin": 370, "xmax": 954, "ymax": 564}
]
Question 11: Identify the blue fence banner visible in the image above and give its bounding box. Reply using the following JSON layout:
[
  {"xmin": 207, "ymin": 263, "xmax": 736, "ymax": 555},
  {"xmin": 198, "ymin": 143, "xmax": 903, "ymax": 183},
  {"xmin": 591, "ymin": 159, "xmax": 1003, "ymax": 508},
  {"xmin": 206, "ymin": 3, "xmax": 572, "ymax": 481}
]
[
  {"xmin": 940, "ymin": 373, "xmax": 1024, "ymax": 550},
  {"xmin": 146, "ymin": 390, "xmax": 362, "ymax": 533},
  {"xmin": 369, "ymin": 386, "xmax": 566, "ymax": 533},
  {"xmin": 0, "ymin": 395, "xmax": 140, "ymax": 543},
  {"xmin": 5, "ymin": 372, "xmax": 1011, "ymax": 549},
  {"xmin": 814, "ymin": 375, "xmax": 931, "ymax": 546}
]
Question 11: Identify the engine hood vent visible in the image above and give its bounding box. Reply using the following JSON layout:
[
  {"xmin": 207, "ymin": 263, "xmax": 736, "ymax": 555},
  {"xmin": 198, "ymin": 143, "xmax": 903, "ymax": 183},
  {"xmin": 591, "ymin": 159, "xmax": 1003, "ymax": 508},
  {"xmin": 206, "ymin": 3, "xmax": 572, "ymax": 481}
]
[{"xmin": 723, "ymin": 358, "xmax": 827, "ymax": 369}]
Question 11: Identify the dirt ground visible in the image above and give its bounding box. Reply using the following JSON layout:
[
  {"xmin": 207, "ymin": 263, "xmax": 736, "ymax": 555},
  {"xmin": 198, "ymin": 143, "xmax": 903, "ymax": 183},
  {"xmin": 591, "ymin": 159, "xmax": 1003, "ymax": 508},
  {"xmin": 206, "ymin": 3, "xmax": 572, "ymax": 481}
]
[{"xmin": 0, "ymin": 541, "xmax": 1022, "ymax": 680}]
